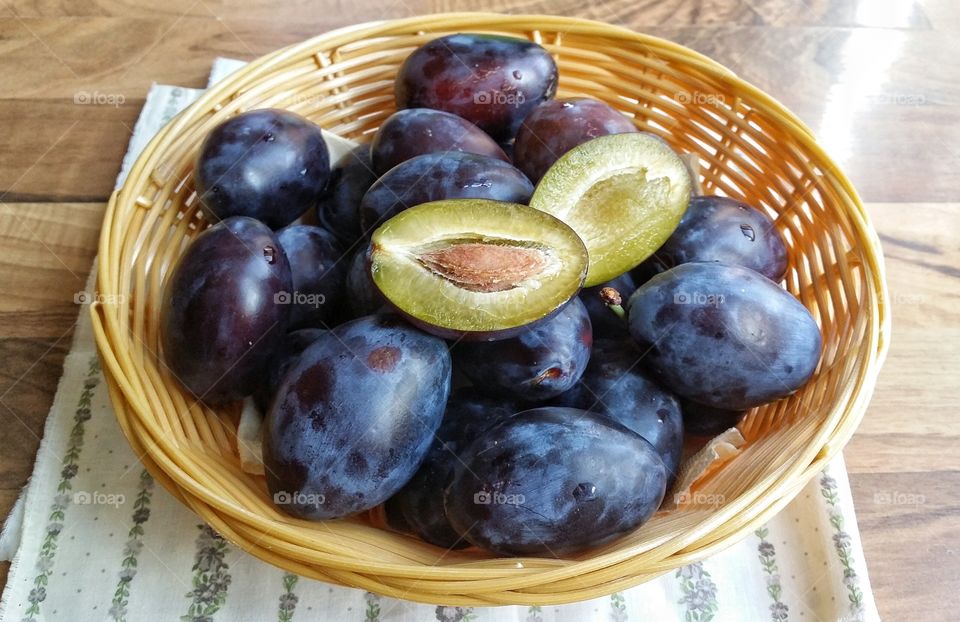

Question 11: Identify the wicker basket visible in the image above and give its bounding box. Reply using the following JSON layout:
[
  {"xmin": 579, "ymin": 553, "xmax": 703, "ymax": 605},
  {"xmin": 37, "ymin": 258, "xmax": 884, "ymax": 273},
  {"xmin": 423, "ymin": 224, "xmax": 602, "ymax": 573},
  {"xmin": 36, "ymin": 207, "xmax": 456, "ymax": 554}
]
[{"xmin": 90, "ymin": 13, "xmax": 890, "ymax": 606}]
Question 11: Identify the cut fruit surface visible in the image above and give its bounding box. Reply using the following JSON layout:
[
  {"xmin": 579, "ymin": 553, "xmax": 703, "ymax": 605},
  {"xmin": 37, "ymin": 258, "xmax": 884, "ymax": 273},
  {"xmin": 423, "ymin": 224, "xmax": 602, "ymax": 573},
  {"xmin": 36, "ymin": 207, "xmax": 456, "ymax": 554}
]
[
  {"xmin": 370, "ymin": 199, "xmax": 588, "ymax": 340},
  {"xmin": 530, "ymin": 133, "xmax": 692, "ymax": 286}
]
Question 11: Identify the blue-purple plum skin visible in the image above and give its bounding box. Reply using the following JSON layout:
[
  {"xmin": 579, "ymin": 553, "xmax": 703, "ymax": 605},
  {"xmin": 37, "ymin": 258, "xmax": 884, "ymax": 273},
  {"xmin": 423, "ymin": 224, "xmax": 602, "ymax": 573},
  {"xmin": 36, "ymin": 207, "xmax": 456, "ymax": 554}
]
[
  {"xmin": 638, "ymin": 195, "xmax": 788, "ymax": 281},
  {"xmin": 627, "ymin": 262, "xmax": 822, "ymax": 410},
  {"xmin": 160, "ymin": 217, "xmax": 292, "ymax": 405},
  {"xmin": 371, "ymin": 108, "xmax": 508, "ymax": 175},
  {"xmin": 395, "ymin": 34, "xmax": 558, "ymax": 142},
  {"xmin": 317, "ymin": 145, "xmax": 376, "ymax": 246},
  {"xmin": 263, "ymin": 315, "xmax": 452, "ymax": 520},
  {"xmin": 195, "ymin": 109, "xmax": 329, "ymax": 229},
  {"xmin": 555, "ymin": 339, "xmax": 683, "ymax": 480},
  {"xmin": 452, "ymin": 297, "xmax": 592, "ymax": 401},
  {"xmin": 276, "ymin": 224, "xmax": 347, "ymax": 329},
  {"xmin": 359, "ymin": 152, "xmax": 534, "ymax": 232},
  {"xmin": 444, "ymin": 407, "xmax": 668, "ymax": 557},
  {"xmin": 384, "ymin": 388, "xmax": 518, "ymax": 548}
]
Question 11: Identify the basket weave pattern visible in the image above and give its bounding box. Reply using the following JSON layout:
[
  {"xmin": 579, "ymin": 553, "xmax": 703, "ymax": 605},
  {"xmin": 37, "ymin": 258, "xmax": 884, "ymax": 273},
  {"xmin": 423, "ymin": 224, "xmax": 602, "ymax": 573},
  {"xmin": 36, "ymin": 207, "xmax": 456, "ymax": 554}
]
[{"xmin": 91, "ymin": 13, "xmax": 890, "ymax": 605}]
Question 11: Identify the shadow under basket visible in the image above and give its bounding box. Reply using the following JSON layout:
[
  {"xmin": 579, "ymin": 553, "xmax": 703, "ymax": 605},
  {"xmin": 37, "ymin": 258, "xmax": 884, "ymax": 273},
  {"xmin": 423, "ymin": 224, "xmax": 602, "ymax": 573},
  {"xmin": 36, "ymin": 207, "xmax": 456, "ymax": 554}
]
[{"xmin": 91, "ymin": 13, "xmax": 890, "ymax": 606}]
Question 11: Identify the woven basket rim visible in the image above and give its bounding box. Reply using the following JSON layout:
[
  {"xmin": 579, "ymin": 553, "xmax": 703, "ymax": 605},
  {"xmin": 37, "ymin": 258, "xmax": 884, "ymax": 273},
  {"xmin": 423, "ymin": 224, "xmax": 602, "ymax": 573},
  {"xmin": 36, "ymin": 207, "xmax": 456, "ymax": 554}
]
[{"xmin": 90, "ymin": 12, "xmax": 891, "ymax": 605}]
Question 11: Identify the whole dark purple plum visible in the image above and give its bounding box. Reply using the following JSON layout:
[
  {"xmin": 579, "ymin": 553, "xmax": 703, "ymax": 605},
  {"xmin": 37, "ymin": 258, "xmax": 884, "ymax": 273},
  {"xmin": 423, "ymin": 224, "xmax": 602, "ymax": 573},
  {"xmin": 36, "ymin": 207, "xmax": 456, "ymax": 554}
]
[
  {"xmin": 444, "ymin": 407, "xmax": 668, "ymax": 557},
  {"xmin": 160, "ymin": 217, "xmax": 292, "ymax": 405},
  {"xmin": 640, "ymin": 195, "xmax": 788, "ymax": 281},
  {"xmin": 263, "ymin": 315, "xmax": 451, "ymax": 520},
  {"xmin": 555, "ymin": 339, "xmax": 683, "ymax": 480},
  {"xmin": 276, "ymin": 225, "xmax": 347, "ymax": 329},
  {"xmin": 194, "ymin": 109, "xmax": 329, "ymax": 229},
  {"xmin": 317, "ymin": 145, "xmax": 376, "ymax": 247},
  {"xmin": 513, "ymin": 98, "xmax": 638, "ymax": 183},
  {"xmin": 395, "ymin": 34, "xmax": 558, "ymax": 142},
  {"xmin": 627, "ymin": 262, "xmax": 822, "ymax": 410},
  {"xmin": 371, "ymin": 108, "xmax": 508, "ymax": 175},
  {"xmin": 452, "ymin": 297, "xmax": 592, "ymax": 401},
  {"xmin": 359, "ymin": 152, "xmax": 533, "ymax": 232},
  {"xmin": 384, "ymin": 388, "xmax": 518, "ymax": 548}
]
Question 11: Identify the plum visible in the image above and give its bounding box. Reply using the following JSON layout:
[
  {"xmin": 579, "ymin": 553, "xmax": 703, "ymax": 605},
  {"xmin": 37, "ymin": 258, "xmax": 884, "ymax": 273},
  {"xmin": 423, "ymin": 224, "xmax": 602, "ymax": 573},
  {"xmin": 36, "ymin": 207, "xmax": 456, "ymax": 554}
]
[
  {"xmin": 317, "ymin": 145, "xmax": 376, "ymax": 247},
  {"xmin": 194, "ymin": 109, "xmax": 329, "ymax": 229},
  {"xmin": 384, "ymin": 388, "xmax": 518, "ymax": 548},
  {"xmin": 263, "ymin": 315, "xmax": 452, "ymax": 520},
  {"xmin": 395, "ymin": 34, "xmax": 558, "ymax": 142},
  {"xmin": 369, "ymin": 199, "xmax": 588, "ymax": 340},
  {"xmin": 445, "ymin": 407, "xmax": 668, "ymax": 556},
  {"xmin": 529, "ymin": 133, "xmax": 692, "ymax": 286},
  {"xmin": 343, "ymin": 247, "xmax": 388, "ymax": 319},
  {"xmin": 627, "ymin": 262, "xmax": 822, "ymax": 410},
  {"xmin": 276, "ymin": 224, "xmax": 347, "ymax": 328},
  {"xmin": 453, "ymin": 297, "xmax": 592, "ymax": 401},
  {"xmin": 555, "ymin": 339, "xmax": 683, "ymax": 480},
  {"xmin": 160, "ymin": 217, "xmax": 292, "ymax": 404},
  {"xmin": 371, "ymin": 108, "xmax": 508, "ymax": 175},
  {"xmin": 641, "ymin": 195, "xmax": 788, "ymax": 281},
  {"xmin": 359, "ymin": 152, "xmax": 533, "ymax": 232},
  {"xmin": 514, "ymin": 97, "xmax": 637, "ymax": 184}
]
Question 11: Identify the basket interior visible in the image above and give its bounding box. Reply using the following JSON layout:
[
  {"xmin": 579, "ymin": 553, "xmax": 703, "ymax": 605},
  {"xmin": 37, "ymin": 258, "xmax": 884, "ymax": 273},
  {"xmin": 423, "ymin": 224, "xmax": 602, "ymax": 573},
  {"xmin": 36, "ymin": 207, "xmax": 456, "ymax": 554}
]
[{"xmin": 95, "ymin": 15, "xmax": 885, "ymax": 604}]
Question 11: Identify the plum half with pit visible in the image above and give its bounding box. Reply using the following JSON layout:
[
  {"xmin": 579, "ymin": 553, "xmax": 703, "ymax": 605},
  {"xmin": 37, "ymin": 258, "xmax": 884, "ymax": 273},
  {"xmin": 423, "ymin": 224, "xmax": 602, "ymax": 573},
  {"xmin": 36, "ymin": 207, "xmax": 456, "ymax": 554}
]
[
  {"xmin": 369, "ymin": 199, "xmax": 588, "ymax": 340},
  {"xmin": 194, "ymin": 109, "xmax": 329, "ymax": 229}
]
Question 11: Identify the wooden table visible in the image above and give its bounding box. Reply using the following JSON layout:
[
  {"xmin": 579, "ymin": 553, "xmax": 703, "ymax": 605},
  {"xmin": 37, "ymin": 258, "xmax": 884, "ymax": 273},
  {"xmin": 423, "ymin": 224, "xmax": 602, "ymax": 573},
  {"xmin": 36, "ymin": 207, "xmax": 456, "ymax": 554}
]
[{"xmin": 0, "ymin": 1, "xmax": 957, "ymax": 619}]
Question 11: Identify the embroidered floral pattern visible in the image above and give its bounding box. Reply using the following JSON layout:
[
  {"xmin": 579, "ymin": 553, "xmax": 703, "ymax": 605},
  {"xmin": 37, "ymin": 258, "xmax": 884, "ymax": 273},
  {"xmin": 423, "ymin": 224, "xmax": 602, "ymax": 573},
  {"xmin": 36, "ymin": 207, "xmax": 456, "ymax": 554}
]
[
  {"xmin": 108, "ymin": 469, "xmax": 155, "ymax": 621},
  {"xmin": 610, "ymin": 591, "xmax": 628, "ymax": 621},
  {"xmin": 363, "ymin": 591, "xmax": 380, "ymax": 621},
  {"xmin": 755, "ymin": 527, "xmax": 789, "ymax": 621},
  {"xmin": 21, "ymin": 357, "xmax": 99, "ymax": 622},
  {"xmin": 525, "ymin": 605, "xmax": 543, "ymax": 622},
  {"xmin": 435, "ymin": 605, "xmax": 477, "ymax": 621},
  {"xmin": 182, "ymin": 524, "xmax": 233, "ymax": 621},
  {"xmin": 277, "ymin": 572, "xmax": 299, "ymax": 622},
  {"xmin": 820, "ymin": 474, "xmax": 864, "ymax": 620},
  {"xmin": 676, "ymin": 562, "xmax": 718, "ymax": 622}
]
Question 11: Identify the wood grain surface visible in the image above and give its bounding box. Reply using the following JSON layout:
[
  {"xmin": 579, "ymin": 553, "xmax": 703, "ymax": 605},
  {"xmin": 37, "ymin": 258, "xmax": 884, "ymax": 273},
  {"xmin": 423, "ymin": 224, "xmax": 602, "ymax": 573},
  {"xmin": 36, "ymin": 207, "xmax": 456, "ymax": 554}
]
[{"xmin": 0, "ymin": 1, "xmax": 957, "ymax": 619}]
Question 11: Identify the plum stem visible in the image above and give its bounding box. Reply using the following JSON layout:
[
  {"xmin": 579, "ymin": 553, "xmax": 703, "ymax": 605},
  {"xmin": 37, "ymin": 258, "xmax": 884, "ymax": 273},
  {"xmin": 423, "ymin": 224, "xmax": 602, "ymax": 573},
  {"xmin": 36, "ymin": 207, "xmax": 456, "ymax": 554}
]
[{"xmin": 599, "ymin": 287, "xmax": 626, "ymax": 321}]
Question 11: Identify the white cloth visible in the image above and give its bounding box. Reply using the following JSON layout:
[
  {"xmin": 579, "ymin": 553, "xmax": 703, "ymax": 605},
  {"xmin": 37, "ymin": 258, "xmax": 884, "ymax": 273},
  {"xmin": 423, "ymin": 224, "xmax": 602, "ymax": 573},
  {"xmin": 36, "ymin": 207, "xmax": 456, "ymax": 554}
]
[{"xmin": 0, "ymin": 59, "xmax": 879, "ymax": 622}]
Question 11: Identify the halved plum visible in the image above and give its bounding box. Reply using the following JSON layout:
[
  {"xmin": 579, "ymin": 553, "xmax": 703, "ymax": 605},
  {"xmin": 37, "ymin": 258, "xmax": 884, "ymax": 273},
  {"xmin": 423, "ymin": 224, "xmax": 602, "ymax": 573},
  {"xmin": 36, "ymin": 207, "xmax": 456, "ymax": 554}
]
[
  {"xmin": 529, "ymin": 133, "xmax": 692, "ymax": 286},
  {"xmin": 369, "ymin": 199, "xmax": 588, "ymax": 340}
]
